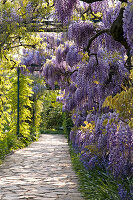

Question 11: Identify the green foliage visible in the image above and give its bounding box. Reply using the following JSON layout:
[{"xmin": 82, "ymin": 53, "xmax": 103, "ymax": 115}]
[
  {"xmin": 30, "ymin": 94, "xmax": 43, "ymax": 139},
  {"xmin": 31, "ymin": 98, "xmax": 43, "ymax": 137},
  {"xmin": 62, "ymin": 111, "xmax": 73, "ymax": 139},
  {"xmin": 40, "ymin": 90, "xmax": 63, "ymax": 131},
  {"xmin": 103, "ymin": 69, "xmax": 133, "ymax": 128},
  {"xmin": 0, "ymin": 136, "xmax": 8, "ymax": 160},
  {"xmin": 103, "ymin": 87, "xmax": 133, "ymax": 128},
  {"xmin": 0, "ymin": 64, "xmax": 33, "ymax": 161},
  {"xmin": 0, "ymin": 70, "xmax": 11, "ymax": 136},
  {"xmin": 29, "ymin": 75, "xmax": 46, "ymax": 139},
  {"xmin": 8, "ymin": 69, "xmax": 33, "ymax": 140},
  {"xmin": 40, "ymin": 129, "xmax": 63, "ymax": 135},
  {"xmin": 0, "ymin": 65, "xmax": 46, "ymax": 161},
  {"xmin": 0, "ymin": 64, "xmax": 12, "ymax": 158}
]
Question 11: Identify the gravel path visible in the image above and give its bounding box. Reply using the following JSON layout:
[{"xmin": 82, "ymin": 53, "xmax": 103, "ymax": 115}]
[{"xmin": 0, "ymin": 134, "xmax": 83, "ymax": 200}]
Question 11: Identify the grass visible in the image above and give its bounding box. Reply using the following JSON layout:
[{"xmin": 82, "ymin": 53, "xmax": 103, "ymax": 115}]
[{"xmin": 69, "ymin": 145, "xmax": 129, "ymax": 200}]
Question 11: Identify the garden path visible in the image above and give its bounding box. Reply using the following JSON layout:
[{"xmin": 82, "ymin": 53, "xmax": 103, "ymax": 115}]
[{"xmin": 0, "ymin": 134, "xmax": 83, "ymax": 200}]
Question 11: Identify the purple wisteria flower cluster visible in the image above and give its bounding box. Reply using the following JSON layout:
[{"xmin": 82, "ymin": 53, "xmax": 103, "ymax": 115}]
[
  {"xmin": 42, "ymin": 3, "xmax": 133, "ymax": 199},
  {"xmin": 68, "ymin": 21, "xmax": 95, "ymax": 47},
  {"xmin": 123, "ymin": 1, "xmax": 133, "ymax": 52},
  {"xmin": 42, "ymin": 42, "xmax": 81, "ymax": 89},
  {"xmin": 55, "ymin": 0, "xmax": 78, "ymax": 23},
  {"xmin": 51, "ymin": 46, "xmax": 128, "ymax": 113},
  {"xmin": 70, "ymin": 112, "xmax": 133, "ymax": 178},
  {"xmin": 21, "ymin": 49, "xmax": 46, "ymax": 74}
]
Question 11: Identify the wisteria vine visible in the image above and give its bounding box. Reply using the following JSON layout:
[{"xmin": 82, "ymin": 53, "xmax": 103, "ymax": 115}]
[{"xmin": 42, "ymin": 2, "xmax": 133, "ymax": 199}]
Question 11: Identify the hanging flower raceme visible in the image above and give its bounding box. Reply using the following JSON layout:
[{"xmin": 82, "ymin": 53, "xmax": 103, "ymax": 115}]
[
  {"xmin": 66, "ymin": 45, "xmax": 80, "ymax": 67},
  {"xmin": 68, "ymin": 21, "xmax": 95, "ymax": 47},
  {"xmin": 102, "ymin": 1, "xmax": 121, "ymax": 28},
  {"xmin": 21, "ymin": 49, "xmax": 46, "ymax": 73},
  {"xmin": 55, "ymin": 0, "xmax": 78, "ymax": 23},
  {"xmin": 123, "ymin": 1, "xmax": 133, "ymax": 50}
]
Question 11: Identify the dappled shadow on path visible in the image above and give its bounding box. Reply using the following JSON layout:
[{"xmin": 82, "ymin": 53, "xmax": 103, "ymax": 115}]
[{"xmin": 0, "ymin": 134, "xmax": 83, "ymax": 200}]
